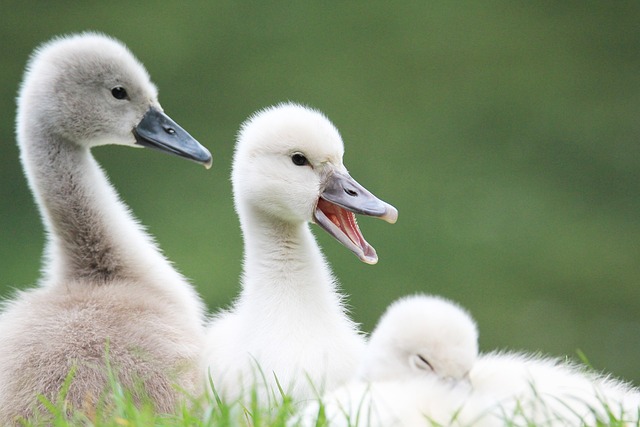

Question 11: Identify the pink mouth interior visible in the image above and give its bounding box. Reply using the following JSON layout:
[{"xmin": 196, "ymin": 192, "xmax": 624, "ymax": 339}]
[{"xmin": 316, "ymin": 198, "xmax": 374, "ymax": 258}]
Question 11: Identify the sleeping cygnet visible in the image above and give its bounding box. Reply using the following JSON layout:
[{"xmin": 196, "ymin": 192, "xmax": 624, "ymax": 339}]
[
  {"xmin": 293, "ymin": 295, "xmax": 481, "ymax": 427},
  {"xmin": 360, "ymin": 294, "xmax": 479, "ymax": 384}
]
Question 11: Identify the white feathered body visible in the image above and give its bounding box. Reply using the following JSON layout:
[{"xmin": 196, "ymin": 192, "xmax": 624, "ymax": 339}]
[
  {"xmin": 469, "ymin": 352, "xmax": 640, "ymax": 426},
  {"xmin": 301, "ymin": 352, "xmax": 640, "ymax": 426},
  {"xmin": 205, "ymin": 219, "xmax": 365, "ymax": 404}
]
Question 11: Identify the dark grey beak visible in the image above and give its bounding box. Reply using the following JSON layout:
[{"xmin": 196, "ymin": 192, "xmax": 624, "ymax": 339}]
[{"xmin": 133, "ymin": 107, "xmax": 212, "ymax": 169}]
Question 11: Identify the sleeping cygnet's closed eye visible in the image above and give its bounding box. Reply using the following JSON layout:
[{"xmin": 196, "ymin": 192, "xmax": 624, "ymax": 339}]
[{"xmin": 411, "ymin": 353, "xmax": 435, "ymax": 373}]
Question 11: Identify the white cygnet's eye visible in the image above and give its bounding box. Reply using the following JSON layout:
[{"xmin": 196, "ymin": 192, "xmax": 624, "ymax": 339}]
[{"xmin": 291, "ymin": 152, "xmax": 309, "ymax": 166}]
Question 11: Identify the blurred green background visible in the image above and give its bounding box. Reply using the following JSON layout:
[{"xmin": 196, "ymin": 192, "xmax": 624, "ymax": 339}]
[{"xmin": 1, "ymin": 2, "xmax": 639, "ymax": 384}]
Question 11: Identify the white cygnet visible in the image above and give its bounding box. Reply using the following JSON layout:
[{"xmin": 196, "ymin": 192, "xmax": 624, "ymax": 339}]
[{"xmin": 360, "ymin": 294, "xmax": 478, "ymax": 384}]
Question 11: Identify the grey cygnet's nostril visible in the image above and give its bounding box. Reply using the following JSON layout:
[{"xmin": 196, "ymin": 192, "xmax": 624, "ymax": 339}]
[{"xmin": 344, "ymin": 188, "xmax": 358, "ymax": 197}]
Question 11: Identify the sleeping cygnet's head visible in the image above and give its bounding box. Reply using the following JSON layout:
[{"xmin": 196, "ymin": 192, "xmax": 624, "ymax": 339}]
[{"xmin": 360, "ymin": 294, "xmax": 478, "ymax": 383}]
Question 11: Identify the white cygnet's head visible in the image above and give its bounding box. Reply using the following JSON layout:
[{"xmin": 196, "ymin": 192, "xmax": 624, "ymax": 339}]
[
  {"xmin": 360, "ymin": 294, "xmax": 478, "ymax": 382},
  {"xmin": 232, "ymin": 103, "xmax": 397, "ymax": 264}
]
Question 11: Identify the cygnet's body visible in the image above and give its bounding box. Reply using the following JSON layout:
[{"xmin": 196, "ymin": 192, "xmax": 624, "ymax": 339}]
[
  {"xmin": 203, "ymin": 103, "xmax": 397, "ymax": 405},
  {"xmin": 302, "ymin": 357, "xmax": 640, "ymax": 427},
  {"xmin": 360, "ymin": 294, "xmax": 478, "ymax": 383},
  {"xmin": 468, "ymin": 352, "xmax": 640, "ymax": 426},
  {"xmin": 299, "ymin": 298, "xmax": 640, "ymax": 426},
  {"xmin": 0, "ymin": 33, "xmax": 212, "ymax": 423}
]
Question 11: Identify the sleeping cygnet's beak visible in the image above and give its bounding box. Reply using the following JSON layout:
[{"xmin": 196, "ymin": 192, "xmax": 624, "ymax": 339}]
[
  {"xmin": 133, "ymin": 106, "xmax": 212, "ymax": 169},
  {"xmin": 313, "ymin": 169, "xmax": 398, "ymax": 264}
]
